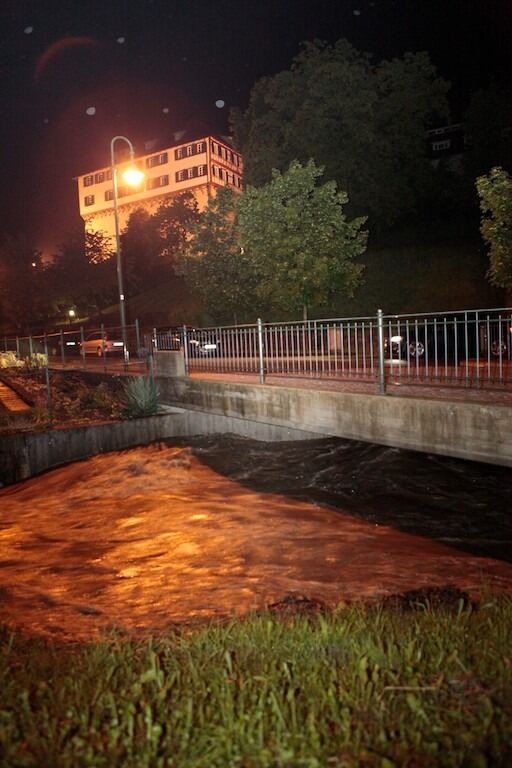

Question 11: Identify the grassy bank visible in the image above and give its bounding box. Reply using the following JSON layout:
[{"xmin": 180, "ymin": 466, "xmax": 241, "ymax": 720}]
[{"xmin": 1, "ymin": 596, "xmax": 511, "ymax": 767}]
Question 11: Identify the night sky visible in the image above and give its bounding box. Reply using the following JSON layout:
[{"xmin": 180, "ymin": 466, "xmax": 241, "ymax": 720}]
[{"xmin": 1, "ymin": 0, "xmax": 510, "ymax": 257}]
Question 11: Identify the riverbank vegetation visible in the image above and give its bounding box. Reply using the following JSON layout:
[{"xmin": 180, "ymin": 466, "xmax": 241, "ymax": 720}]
[
  {"xmin": 1, "ymin": 593, "xmax": 511, "ymax": 767},
  {"xmin": 0, "ymin": 363, "xmax": 159, "ymax": 433}
]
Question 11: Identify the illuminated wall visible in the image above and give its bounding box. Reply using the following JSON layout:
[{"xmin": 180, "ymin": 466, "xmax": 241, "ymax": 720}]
[{"xmin": 77, "ymin": 136, "xmax": 243, "ymax": 242}]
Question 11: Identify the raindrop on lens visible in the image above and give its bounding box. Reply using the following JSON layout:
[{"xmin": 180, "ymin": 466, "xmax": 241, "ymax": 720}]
[
  {"xmin": 24, "ymin": 26, "xmax": 34, "ymax": 34},
  {"xmin": 86, "ymin": 106, "xmax": 96, "ymax": 116},
  {"xmin": 215, "ymin": 99, "xmax": 225, "ymax": 109}
]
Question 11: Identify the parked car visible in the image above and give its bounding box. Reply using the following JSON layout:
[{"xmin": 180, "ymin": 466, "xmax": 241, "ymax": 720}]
[
  {"xmin": 51, "ymin": 332, "xmax": 82, "ymax": 356},
  {"xmin": 156, "ymin": 328, "xmax": 221, "ymax": 356},
  {"xmin": 187, "ymin": 333, "xmax": 220, "ymax": 356},
  {"xmin": 79, "ymin": 332, "xmax": 125, "ymax": 356},
  {"xmin": 384, "ymin": 314, "xmax": 511, "ymax": 362}
]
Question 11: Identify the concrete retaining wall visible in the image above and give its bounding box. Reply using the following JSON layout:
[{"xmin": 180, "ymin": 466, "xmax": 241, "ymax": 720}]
[
  {"xmin": 2, "ymin": 373, "xmax": 510, "ymax": 486},
  {"xmin": 0, "ymin": 407, "xmax": 320, "ymax": 487},
  {"xmin": 157, "ymin": 376, "xmax": 512, "ymax": 467}
]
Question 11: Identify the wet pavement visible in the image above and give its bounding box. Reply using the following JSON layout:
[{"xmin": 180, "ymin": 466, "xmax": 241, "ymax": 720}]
[{"xmin": 0, "ymin": 436, "xmax": 511, "ymax": 641}]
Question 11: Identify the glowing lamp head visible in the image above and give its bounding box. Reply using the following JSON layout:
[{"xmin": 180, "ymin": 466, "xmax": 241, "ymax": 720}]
[{"xmin": 122, "ymin": 167, "xmax": 145, "ymax": 186}]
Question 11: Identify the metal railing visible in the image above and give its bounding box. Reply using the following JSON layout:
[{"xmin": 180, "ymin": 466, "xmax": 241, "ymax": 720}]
[
  {"xmin": 152, "ymin": 307, "xmax": 512, "ymax": 392},
  {"xmin": 1, "ymin": 321, "xmax": 150, "ymax": 375},
  {"xmin": 3, "ymin": 307, "xmax": 511, "ymax": 392}
]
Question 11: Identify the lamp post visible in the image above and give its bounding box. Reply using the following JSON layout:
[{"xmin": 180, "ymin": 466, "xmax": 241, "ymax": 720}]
[{"xmin": 110, "ymin": 135, "xmax": 144, "ymax": 365}]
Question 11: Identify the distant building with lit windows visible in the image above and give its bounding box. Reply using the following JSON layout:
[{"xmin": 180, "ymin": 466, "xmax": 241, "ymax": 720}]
[{"xmin": 77, "ymin": 135, "xmax": 243, "ymax": 241}]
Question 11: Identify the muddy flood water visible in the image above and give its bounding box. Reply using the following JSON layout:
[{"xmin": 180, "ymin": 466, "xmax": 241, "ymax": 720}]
[{"xmin": 1, "ymin": 435, "xmax": 512, "ymax": 640}]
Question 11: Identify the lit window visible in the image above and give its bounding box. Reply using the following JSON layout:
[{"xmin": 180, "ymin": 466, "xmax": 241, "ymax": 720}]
[
  {"xmin": 197, "ymin": 165, "xmax": 206, "ymax": 176},
  {"xmin": 94, "ymin": 172, "xmax": 105, "ymax": 184},
  {"xmin": 84, "ymin": 194, "xmax": 95, "ymax": 206},
  {"xmin": 146, "ymin": 152, "xmax": 168, "ymax": 168},
  {"xmin": 147, "ymin": 174, "xmax": 170, "ymax": 190},
  {"xmin": 175, "ymin": 147, "xmax": 184, "ymax": 160},
  {"xmin": 188, "ymin": 167, "xmax": 194, "ymax": 179},
  {"xmin": 176, "ymin": 170, "xmax": 187, "ymax": 182},
  {"xmin": 196, "ymin": 142, "xmax": 205, "ymax": 153},
  {"xmin": 186, "ymin": 145, "xmax": 193, "ymax": 157},
  {"xmin": 83, "ymin": 175, "xmax": 94, "ymax": 187}
]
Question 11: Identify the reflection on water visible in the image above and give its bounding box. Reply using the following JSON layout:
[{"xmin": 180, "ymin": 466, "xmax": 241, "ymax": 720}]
[{"xmin": 0, "ymin": 436, "xmax": 511, "ymax": 640}]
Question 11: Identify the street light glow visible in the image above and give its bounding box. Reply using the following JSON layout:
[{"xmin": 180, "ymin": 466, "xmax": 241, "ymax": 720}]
[{"xmin": 122, "ymin": 167, "xmax": 145, "ymax": 186}]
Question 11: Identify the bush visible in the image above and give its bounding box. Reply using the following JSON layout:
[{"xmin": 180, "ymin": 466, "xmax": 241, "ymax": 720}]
[
  {"xmin": 0, "ymin": 351, "xmax": 23, "ymax": 369},
  {"xmin": 121, "ymin": 376, "xmax": 160, "ymax": 418},
  {"xmin": 23, "ymin": 352, "xmax": 47, "ymax": 371}
]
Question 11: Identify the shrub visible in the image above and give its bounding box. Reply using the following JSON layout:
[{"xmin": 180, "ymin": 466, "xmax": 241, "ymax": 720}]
[
  {"xmin": 121, "ymin": 376, "xmax": 160, "ymax": 418},
  {"xmin": 0, "ymin": 351, "xmax": 23, "ymax": 369},
  {"xmin": 23, "ymin": 352, "xmax": 47, "ymax": 371}
]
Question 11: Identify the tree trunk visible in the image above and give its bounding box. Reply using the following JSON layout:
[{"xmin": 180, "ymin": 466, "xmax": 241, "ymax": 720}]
[{"xmin": 303, "ymin": 304, "xmax": 308, "ymax": 322}]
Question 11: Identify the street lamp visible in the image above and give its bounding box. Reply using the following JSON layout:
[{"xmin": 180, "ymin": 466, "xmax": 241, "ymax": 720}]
[{"xmin": 110, "ymin": 135, "xmax": 144, "ymax": 364}]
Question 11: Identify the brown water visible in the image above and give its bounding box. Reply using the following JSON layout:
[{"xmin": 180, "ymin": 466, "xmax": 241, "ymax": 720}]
[{"xmin": 1, "ymin": 437, "xmax": 511, "ymax": 641}]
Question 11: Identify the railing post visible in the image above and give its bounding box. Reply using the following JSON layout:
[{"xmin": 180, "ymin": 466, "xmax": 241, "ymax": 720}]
[
  {"xmin": 80, "ymin": 326, "xmax": 86, "ymax": 368},
  {"xmin": 149, "ymin": 350, "xmax": 156, "ymax": 388},
  {"xmin": 257, "ymin": 318, "xmax": 265, "ymax": 384},
  {"xmin": 377, "ymin": 308, "xmax": 386, "ymax": 394},
  {"xmin": 135, "ymin": 318, "xmax": 141, "ymax": 360},
  {"xmin": 43, "ymin": 334, "xmax": 53, "ymax": 421},
  {"xmin": 60, "ymin": 328, "xmax": 65, "ymax": 367},
  {"xmin": 151, "ymin": 327, "xmax": 158, "ymax": 376},
  {"xmin": 101, "ymin": 323, "xmax": 106, "ymax": 371},
  {"xmin": 182, "ymin": 325, "xmax": 189, "ymax": 376},
  {"xmin": 16, "ymin": 336, "xmax": 20, "ymax": 357}
]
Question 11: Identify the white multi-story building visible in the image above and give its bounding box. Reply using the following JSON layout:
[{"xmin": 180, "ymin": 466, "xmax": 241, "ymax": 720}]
[{"xmin": 77, "ymin": 135, "xmax": 243, "ymax": 241}]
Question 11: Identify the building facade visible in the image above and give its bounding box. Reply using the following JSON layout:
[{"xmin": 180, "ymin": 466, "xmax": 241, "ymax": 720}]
[{"xmin": 77, "ymin": 135, "xmax": 243, "ymax": 241}]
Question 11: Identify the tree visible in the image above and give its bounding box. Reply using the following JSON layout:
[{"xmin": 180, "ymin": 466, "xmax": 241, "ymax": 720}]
[
  {"xmin": 476, "ymin": 167, "xmax": 512, "ymax": 292},
  {"xmin": 178, "ymin": 188, "xmax": 256, "ymax": 323},
  {"xmin": 231, "ymin": 39, "xmax": 449, "ymax": 228},
  {"xmin": 237, "ymin": 160, "xmax": 367, "ymax": 320},
  {"xmin": 0, "ymin": 235, "xmax": 47, "ymax": 333},
  {"xmin": 47, "ymin": 230, "xmax": 116, "ymax": 320},
  {"xmin": 121, "ymin": 192, "xmax": 200, "ymax": 295}
]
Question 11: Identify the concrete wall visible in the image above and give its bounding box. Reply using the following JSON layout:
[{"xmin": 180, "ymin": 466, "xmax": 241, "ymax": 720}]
[
  {"xmin": 3, "ymin": 373, "xmax": 510, "ymax": 486},
  {"xmin": 0, "ymin": 407, "xmax": 320, "ymax": 487},
  {"xmin": 157, "ymin": 376, "xmax": 512, "ymax": 467}
]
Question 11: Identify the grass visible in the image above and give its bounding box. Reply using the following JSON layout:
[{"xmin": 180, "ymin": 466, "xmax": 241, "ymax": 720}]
[{"xmin": 1, "ymin": 596, "xmax": 511, "ymax": 767}]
